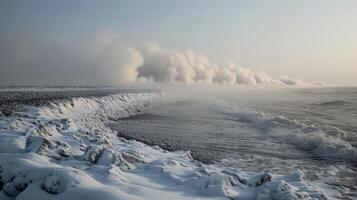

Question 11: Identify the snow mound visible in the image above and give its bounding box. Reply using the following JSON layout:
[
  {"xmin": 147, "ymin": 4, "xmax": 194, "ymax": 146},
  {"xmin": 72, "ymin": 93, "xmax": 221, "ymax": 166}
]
[{"xmin": 0, "ymin": 131, "xmax": 25, "ymax": 153}]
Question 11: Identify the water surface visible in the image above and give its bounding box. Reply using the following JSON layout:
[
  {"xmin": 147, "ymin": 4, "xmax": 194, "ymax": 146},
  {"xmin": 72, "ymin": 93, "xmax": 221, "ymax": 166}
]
[{"xmin": 110, "ymin": 87, "xmax": 357, "ymax": 198}]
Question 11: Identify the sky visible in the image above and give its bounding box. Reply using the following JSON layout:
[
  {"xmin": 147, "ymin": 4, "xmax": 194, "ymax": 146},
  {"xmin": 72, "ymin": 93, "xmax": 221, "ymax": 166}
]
[{"xmin": 1, "ymin": 0, "xmax": 357, "ymax": 86}]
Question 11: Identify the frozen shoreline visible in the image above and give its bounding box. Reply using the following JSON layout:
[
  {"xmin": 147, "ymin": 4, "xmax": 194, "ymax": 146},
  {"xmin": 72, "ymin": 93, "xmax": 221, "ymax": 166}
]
[{"xmin": 0, "ymin": 89, "xmax": 332, "ymax": 200}]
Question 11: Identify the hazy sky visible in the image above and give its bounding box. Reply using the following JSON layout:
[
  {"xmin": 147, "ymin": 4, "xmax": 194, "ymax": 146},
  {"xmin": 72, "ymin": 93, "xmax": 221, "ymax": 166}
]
[{"xmin": 1, "ymin": 0, "xmax": 357, "ymax": 86}]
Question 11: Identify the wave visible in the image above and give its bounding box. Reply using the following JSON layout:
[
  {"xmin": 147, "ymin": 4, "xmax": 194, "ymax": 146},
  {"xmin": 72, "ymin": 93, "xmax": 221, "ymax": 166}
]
[
  {"xmin": 313, "ymin": 100, "xmax": 351, "ymax": 107},
  {"xmin": 220, "ymin": 105, "xmax": 357, "ymax": 163}
]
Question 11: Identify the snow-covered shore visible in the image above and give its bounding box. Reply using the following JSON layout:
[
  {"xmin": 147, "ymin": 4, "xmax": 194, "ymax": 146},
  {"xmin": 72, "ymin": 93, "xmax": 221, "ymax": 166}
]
[{"xmin": 0, "ymin": 91, "xmax": 330, "ymax": 200}]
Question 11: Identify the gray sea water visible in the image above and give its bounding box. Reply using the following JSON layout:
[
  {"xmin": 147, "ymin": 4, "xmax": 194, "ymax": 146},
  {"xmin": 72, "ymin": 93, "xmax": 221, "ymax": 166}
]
[{"xmin": 110, "ymin": 87, "xmax": 357, "ymax": 198}]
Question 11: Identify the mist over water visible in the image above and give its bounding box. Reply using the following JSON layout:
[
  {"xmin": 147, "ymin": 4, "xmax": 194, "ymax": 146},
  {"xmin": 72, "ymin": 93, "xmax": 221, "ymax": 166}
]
[
  {"xmin": 0, "ymin": 30, "xmax": 310, "ymax": 87},
  {"xmin": 110, "ymin": 86, "xmax": 357, "ymax": 198}
]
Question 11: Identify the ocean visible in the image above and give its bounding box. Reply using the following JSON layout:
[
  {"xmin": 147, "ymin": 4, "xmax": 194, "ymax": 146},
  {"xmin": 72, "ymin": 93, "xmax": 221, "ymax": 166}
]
[{"xmin": 110, "ymin": 87, "xmax": 357, "ymax": 198}]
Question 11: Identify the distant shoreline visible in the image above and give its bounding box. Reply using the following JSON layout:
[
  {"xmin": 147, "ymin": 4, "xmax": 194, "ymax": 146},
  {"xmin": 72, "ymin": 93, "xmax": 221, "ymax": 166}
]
[{"xmin": 0, "ymin": 88, "xmax": 159, "ymax": 116}]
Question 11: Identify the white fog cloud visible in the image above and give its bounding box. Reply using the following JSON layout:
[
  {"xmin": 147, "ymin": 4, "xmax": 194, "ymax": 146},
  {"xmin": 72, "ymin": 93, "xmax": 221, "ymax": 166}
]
[
  {"xmin": 0, "ymin": 29, "xmax": 307, "ymax": 86},
  {"xmin": 137, "ymin": 42, "xmax": 305, "ymax": 86}
]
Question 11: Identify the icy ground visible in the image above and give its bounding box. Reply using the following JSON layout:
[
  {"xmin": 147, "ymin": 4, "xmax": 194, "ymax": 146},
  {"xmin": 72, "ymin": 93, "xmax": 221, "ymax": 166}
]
[{"xmin": 0, "ymin": 91, "xmax": 331, "ymax": 200}]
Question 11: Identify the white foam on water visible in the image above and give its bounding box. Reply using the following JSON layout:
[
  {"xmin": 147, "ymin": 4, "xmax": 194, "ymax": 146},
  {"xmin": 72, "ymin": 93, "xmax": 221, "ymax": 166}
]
[{"xmin": 220, "ymin": 104, "xmax": 357, "ymax": 163}]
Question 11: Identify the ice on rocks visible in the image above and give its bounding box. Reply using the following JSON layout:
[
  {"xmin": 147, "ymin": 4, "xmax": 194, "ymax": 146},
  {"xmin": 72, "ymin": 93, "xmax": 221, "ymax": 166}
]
[
  {"xmin": 25, "ymin": 136, "xmax": 72, "ymax": 159},
  {"xmin": 82, "ymin": 145, "xmax": 130, "ymax": 168},
  {"xmin": 246, "ymin": 172, "xmax": 272, "ymax": 187},
  {"xmin": 184, "ymin": 173, "xmax": 237, "ymax": 196}
]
